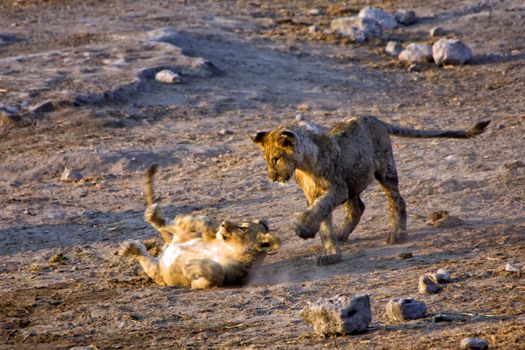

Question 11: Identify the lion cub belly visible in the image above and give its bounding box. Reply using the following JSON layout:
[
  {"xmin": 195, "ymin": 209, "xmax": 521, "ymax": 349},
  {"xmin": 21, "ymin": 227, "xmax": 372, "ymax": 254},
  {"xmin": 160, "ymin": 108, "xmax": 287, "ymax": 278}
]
[{"xmin": 159, "ymin": 239, "xmax": 232, "ymax": 286}]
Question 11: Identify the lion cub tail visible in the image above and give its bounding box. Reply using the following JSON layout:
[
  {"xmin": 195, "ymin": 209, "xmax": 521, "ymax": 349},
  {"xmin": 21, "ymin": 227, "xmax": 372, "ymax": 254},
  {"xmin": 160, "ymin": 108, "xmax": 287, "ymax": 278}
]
[
  {"xmin": 385, "ymin": 120, "xmax": 490, "ymax": 139},
  {"xmin": 145, "ymin": 164, "xmax": 159, "ymax": 207}
]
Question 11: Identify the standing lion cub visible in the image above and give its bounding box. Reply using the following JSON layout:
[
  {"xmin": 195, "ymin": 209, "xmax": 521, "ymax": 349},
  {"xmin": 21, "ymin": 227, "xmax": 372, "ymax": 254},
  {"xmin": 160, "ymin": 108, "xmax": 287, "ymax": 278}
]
[
  {"xmin": 252, "ymin": 116, "xmax": 489, "ymax": 265},
  {"xmin": 119, "ymin": 165, "xmax": 281, "ymax": 288}
]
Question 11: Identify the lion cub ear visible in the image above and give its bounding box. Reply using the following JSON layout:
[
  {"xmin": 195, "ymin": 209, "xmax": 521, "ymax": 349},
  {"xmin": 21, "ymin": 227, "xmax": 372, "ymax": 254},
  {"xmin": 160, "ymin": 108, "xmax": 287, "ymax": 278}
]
[
  {"xmin": 278, "ymin": 130, "xmax": 295, "ymax": 148},
  {"xmin": 251, "ymin": 131, "xmax": 268, "ymax": 146}
]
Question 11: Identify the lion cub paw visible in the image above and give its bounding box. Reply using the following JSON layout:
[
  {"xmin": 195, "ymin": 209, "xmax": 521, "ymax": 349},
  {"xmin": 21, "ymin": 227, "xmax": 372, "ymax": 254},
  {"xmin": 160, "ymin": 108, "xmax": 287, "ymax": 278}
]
[
  {"xmin": 119, "ymin": 240, "xmax": 147, "ymax": 257},
  {"xmin": 294, "ymin": 212, "xmax": 320, "ymax": 239},
  {"xmin": 316, "ymin": 253, "xmax": 342, "ymax": 266},
  {"xmin": 385, "ymin": 231, "xmax": 408, "ymax": 244}
]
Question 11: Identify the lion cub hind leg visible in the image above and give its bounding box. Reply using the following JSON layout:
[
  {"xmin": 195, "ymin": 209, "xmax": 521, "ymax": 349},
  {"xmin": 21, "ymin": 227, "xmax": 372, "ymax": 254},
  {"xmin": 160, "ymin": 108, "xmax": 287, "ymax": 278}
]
[
  {"xmin": 374, "ymin": 162, "xmax": 407, "ymax": 244},
  {"xmin": 337, "ymin": 195, "xmax": 365, "ymax": 242},
  {"xmin": 184, "ymin": 259, "xmax": 225, "ymax": 289},
  {"xmin": 119, "ymin": 240, "xmax": 165, "ymax": 285}
]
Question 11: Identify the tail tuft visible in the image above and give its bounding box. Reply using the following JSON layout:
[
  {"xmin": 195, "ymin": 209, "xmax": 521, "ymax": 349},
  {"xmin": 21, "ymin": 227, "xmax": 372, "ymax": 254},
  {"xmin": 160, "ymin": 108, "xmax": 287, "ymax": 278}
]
[{"xmin": 467, "ymin": 120, "xmax": 491, "ymax": 137}]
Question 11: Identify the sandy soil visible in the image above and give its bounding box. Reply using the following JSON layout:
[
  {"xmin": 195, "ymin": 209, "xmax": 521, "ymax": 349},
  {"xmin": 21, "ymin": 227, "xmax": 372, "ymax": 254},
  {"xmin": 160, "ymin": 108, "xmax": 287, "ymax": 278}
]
[{"xmin": 1, "ymin": 0, "xmax": 524, "ymax": 349}]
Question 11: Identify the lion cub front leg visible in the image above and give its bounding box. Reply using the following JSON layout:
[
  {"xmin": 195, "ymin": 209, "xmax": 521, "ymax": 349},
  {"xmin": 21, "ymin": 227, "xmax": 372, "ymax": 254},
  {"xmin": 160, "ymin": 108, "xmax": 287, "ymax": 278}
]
[
  {"xmin": 316, "ymin": 214, "xmax": 341, "ymax": 266},
  {"xmin": 184, "ymin": 259, "xmax": 225, "ymax": 289},
  {"xmin": 144, "ymin": 203, "xmax": 175, "ymax": 245},
  {"xmin": 119, "ymin": 240, "xmax": 165, "ymax": 285},
  {"xmin": 295, "ymin": 188, "xmax": 345, "ymax": 239}
]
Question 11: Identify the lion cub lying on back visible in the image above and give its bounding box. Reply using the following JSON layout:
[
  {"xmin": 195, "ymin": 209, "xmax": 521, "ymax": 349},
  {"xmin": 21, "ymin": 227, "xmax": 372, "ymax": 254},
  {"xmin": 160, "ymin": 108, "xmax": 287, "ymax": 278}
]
[{"xmin": 119, "ymin": 165, "xmax": 280, "ymax": 289}]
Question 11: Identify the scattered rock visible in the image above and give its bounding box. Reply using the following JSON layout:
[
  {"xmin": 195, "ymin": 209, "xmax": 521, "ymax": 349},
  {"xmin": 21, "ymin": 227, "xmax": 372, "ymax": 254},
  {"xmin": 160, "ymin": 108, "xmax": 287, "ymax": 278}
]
[
  {"xmin": 385, "ymin": 41, "xmax": 403, "ymax": 57},
  {"xmin": 398, "ymin": 252, "xmax": 413, "ymax": 259},
  {"xmin": 432, "ymin": 38, "xmax": 472, "ymax": 65},
  {"xmin": 30, "ymin": 100, "xmax": 56, "ymax": 114},
  {"xmin": 432, "ymin": 313, "xmax": 468, "ymax": 323},
  {"xmin": 69, "ymin": 346, "xmax": 98, "ymax": 350},
  {"xmin": 418, "ymin": 274, "xmax": 442, "ymax": 294},
  {"xmin": 330, "ymin": 17, "xmax": 382, "ymax": 42},
  {"xmin": 309, "ymin": 24, "xmax": 321, "ymax": 34},
  {"xmin": 60, "ymin": 168, "xmax": 83, "ymax": 182},
  {"xmin": 398, "ymin": 43, "xmax": 432, "ymax": 64},
  {"xmin": 430, "ymin": 26, "xmax": 448, "ymax": 37},
  {"xmin": 428, "ymin": 210, "xmax": 463, "ymax": 227},
  {"xmin": 0, "ymin": 110, "xmax": 22, "ymax": 129},
  {"xmin": 460, "ymin": 337, "xmax": 489, "ymax": 350},
  {"xmin": 358, "ymin": 6, "xmax": 398, "ymax": 30},
  {"xmin": 407, "ymin": 63, "xmax": 422, "ymax": 72},
  {"xmin": 219, "ymin": 129, "xmax": 234, "ymax": 136},
  {"xmin": 308, "ymin": 8, "xmax": 322, "ymax": 16},
  {"xmin": 155, "ymin": 69, "xmax": 181, "ymax": 84},
  {"xmin": 385, "ymin": 298, "xmax": 427, "ymax": 321},
  {"xmin": 394, "ymin": 9, "xmax": 416, "ymax": 25},
  {"xmin": 300, "ymin": 294, "xmax": 372, "ymax": 336},
  {"xmin": 433, "ymin": 269, "xmax": 452, "ymax": 283},
  {"xmin": 49, "ymin": 252, "xmax": 67, "ymax": 265},
  {"xmin": 504, "ymin": 263, "xmax": 521, "ymax": 273}
]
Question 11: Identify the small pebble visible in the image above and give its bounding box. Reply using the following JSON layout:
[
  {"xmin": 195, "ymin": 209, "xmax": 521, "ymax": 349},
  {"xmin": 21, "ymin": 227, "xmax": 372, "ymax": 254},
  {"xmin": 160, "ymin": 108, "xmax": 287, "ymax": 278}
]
[
  {"xmin": 309, "ymin": 24, "xmax": 321, "ymax": 34},
  {"xmin": 418, "ymin": 274, "xmax": 442, "ymax": 294},
  {"xmin": 155, "ymin": 69, "xmax": 181, "ymax": 84},
  {"xmin": 60, "ymin": 168, "xmax": 83, "ymax": 182},
  {"xmin": 505, "ymin": 263, "xmax": 520, "ymax": 273},
  {"xmin": 430, "ymin": 26, "xmax": 448, "ymax": 37},
  {"xmin": 434, "ymin": 269, "xmax": 452, "ymax": 283}
]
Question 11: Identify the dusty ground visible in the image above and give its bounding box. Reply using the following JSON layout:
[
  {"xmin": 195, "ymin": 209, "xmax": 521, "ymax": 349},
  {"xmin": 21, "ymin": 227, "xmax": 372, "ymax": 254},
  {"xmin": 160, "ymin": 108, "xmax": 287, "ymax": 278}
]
[{"xmin": 1, "ymin": 0, "xmax": 524, "ymax": 349}]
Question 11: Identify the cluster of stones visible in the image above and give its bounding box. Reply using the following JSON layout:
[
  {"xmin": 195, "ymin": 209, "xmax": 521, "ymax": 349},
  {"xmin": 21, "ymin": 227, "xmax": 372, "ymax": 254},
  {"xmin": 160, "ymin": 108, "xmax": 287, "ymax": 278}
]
[
  {"xmin": 323, "ymin": 5, "xmax": 473, "ymax": 68},
  {"xmin": 300, "ymin": 269, "xmax": 489, "ymax": 348}
]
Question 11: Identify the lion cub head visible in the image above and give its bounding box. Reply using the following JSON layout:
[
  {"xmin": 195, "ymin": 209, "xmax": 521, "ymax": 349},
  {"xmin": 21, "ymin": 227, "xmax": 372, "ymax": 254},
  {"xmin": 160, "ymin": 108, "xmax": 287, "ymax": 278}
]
[
  {"xmin": 251, "ymin": 127, "xmax": 301, "ymax": 184},
  {"xmin": 217, "ymin": 219, "xmax": 280, "ymax": 254}
]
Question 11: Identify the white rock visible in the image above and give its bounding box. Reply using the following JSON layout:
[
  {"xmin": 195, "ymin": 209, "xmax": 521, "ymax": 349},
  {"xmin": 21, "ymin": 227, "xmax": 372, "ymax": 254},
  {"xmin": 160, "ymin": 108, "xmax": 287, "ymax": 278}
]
[
  {"xmin": 358, "ymin": 6, "xmax": 398, "ymax": 30},
  {"xmin": 394, "ymin": 9, "xmax": 416, "ymax": 25},
  {"xmin": 60, "ymin": 168, "xmax": 83, "ymax": 182},
  {"xmin": 432, "ymin": 38, "xmax": 472, "ymax": 65},
  {"xmin": 434, "ymin": 269, "xmax": 452, "ymax": 283},
  {"xmin": 385, "ymin": 41, "xmax": 403, "ymax": 57},
  {"xmin": 398, "ymin": 43, "xmax": 433, "ymax": 63},
  {"xmin": 331, "ymin": 17, "xmax": 382, "ymax": 42},
  {"xmin": 308, "ymin": 8, "xmax": 322, "ymax": 16},
  {"xmin": 155, "ymin": 69, "xmax": 181, "ymax": 83}
]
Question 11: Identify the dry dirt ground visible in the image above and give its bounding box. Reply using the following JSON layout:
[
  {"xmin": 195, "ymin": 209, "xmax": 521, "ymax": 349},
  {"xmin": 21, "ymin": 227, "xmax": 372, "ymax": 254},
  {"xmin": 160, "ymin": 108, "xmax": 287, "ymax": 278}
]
[{"xmin": 1, "ymin": 0, "xmax": 524, "ymax": 349}]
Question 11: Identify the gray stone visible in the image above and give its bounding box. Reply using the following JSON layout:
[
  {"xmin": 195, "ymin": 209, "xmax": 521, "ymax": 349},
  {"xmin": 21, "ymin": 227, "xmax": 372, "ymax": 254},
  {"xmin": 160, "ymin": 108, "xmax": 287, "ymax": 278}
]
[
  {"xmin": 309, "ymin": 24, "xmax": 321, "ymax": 34},
  {"xmin": 0, "ymin": 110, "xmax": 22, "ymax": 129},
  {"xmin": 398, "ymin": 43, "xmax": 433, "ymax": 64},
  {"xmin": 432, "ymin": 313, "xmax": 468, "ymax": 323},
  {"xmin": 394, "ymin": 9, "xmax": 416, "ymax": 25},
  {"xmin": 60, "ymin": 168, "xmax": 83, "ymax": 183},
  {"xmin": 430, "ymin": 26, "xmax": 448, "ymax": 37},
  {"xmin": 385, "ymin": 298, "xmax": 427, "ymax": 321},
  {"xmin": 300, "ymin": 294, "xmax": 371, "ymax": 336},
  {"xmin": 418, "ymin": 274, "xmax": 442, "ymax": 294},
  {"xmin": 331, "ymin": 17, "xmax": 382, "ymax": 42},
  {"xmin": 434, "ymin": 269, "xmax": 452, "ymax": 283},
  {"xmin": 358, "ymin": 6, "xmax": 398, "ymax": 30},
  {"xmin": 460, "ymin": 337, "xmax": 489, "ymax": 350},
  {"xmin": 385, "ymin": 41, "xmax": 403, "ymax": 57},
  {"xmin": 432, "ymin": 38, "xmax": 473, "ymax": 65},
  {"xmin": 504, "ymin": 263, "xmax": 520, "ymax": 273},
  {"xmin": 30, "ymin": 100, "xmax": 56, "ymax": 114}
]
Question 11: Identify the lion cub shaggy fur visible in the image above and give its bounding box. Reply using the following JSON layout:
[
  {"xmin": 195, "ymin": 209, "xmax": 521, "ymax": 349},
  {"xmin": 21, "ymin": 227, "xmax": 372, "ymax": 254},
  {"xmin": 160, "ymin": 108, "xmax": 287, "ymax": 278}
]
[
  {"xmin": 252, "ymin": 116, "xmax": 490, "ymax": 265},
  {"xmin": 119, "ymin": 165, "xmax": 281, "ymax": 288}
]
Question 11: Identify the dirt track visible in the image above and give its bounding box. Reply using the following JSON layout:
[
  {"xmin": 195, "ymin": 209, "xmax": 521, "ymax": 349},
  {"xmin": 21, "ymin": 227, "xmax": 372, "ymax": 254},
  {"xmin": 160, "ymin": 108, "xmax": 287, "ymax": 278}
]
[{"xmin": 1, "ymin": 1, "xmax": 524, "ymax": 349}]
